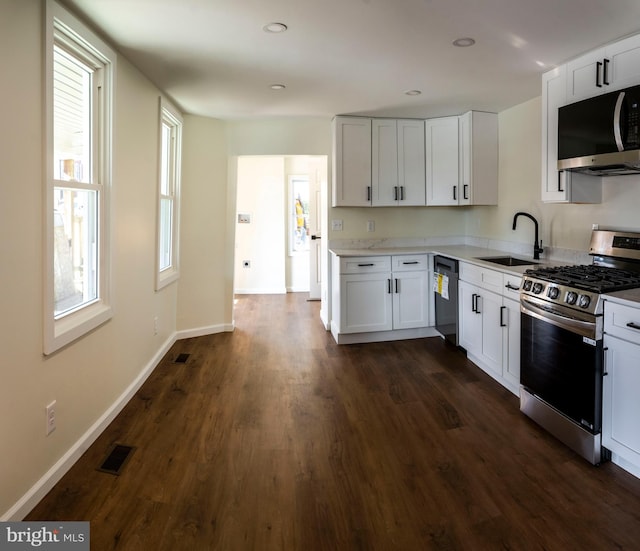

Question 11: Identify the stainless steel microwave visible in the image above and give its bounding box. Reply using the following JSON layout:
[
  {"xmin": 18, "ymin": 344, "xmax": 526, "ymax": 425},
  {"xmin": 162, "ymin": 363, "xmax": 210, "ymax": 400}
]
[{"xmin": 558, "ymin": 84, "xmax": 640, "ymax": 175}]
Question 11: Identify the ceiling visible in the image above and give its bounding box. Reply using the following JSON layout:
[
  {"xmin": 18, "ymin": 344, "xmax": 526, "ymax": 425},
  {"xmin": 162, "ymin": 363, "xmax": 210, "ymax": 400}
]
[{"xmin": 62, "ymin": 0, "xmax": 640, "ymax": 121}]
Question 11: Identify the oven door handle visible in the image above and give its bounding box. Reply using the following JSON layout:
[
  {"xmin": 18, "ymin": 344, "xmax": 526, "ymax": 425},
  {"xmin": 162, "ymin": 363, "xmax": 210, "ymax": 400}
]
[{"xmin": 520, "ymin": 297, "xmax": 596, "ymax": 339}]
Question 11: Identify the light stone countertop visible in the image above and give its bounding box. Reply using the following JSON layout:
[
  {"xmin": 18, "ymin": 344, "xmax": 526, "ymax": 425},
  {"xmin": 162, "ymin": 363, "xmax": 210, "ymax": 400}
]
[
  {"xmin": 604, "ymin": 287, "xmax": 640, "ymax": 308},
  {"xmin": 330, "ymin": 244, "xmax": 564, "ymax": 277}
]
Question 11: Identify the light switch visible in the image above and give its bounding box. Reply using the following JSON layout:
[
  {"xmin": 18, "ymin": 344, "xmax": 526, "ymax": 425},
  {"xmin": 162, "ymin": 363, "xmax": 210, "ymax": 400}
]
[{"xmin": 331, "ymin": 219, "xmax": 343, "ymax": 231}]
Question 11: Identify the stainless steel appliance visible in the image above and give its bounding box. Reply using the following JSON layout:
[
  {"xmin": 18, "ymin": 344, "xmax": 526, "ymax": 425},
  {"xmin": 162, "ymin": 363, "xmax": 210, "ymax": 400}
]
[
  {"xmin": 558, "ymin": 84, "xmax": 640, "ymax": 175},
  {"xmin": 520, "ymin": 229, "xmax": 640, "ymax": 464},
  {"xmin": 434, "ymin": 255, "xmax": 459, "ymax": 346}
]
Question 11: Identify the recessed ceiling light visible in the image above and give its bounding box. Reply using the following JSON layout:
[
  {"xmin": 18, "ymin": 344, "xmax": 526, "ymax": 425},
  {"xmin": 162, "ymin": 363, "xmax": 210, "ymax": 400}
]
[
  {"xmin": 453, "ymin": 37, "xmax": 475, "ymax": 47},
  {"xmin": 270, "ymin": 84, "xmax": 286, "ymax": 90},
  {"xmin": 405, "ymin": 90, "xmax": 422, "ymax": 96},
  {"xmin": 263, "ymin": 22, "xmax": 288, "ymax": 33}
]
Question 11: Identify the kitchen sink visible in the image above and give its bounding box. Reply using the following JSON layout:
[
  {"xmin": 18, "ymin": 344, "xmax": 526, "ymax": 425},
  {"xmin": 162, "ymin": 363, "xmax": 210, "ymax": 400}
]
[{"xmin": 475, "ymin": 256, "xmax": 539, "ymax": 267}]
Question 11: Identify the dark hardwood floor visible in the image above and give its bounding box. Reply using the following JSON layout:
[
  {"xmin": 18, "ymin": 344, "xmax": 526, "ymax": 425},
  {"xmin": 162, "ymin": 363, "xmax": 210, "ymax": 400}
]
[{"xmin": 27, "ymin": 293, "xmax": 640, "ymax": 550}]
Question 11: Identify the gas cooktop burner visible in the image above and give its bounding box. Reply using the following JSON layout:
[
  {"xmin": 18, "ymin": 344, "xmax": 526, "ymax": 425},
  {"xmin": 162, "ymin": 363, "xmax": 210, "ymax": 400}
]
[{"xmin": 524, "ymin": 265, "xmax": 640, "ymax": 293}]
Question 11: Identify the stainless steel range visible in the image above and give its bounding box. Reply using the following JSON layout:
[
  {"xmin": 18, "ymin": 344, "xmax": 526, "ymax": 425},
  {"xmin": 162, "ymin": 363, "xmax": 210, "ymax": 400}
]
[{"xmin": 520, "ymin": 229, "xmax": 640, "ymax": 465}]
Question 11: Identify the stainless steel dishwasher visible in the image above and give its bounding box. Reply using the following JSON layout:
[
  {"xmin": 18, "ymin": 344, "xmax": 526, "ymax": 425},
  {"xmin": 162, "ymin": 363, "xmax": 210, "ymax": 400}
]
[{"xmin": 434, "ymin": 255, "xmax": 459, "ymax": 346}]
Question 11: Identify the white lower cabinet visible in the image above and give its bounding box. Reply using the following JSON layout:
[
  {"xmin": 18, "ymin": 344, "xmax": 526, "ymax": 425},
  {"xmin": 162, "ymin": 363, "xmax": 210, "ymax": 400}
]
[
  {"xmin": 603, "ymin": 299, "xmax": 640, "ymax": 477},
  {"xmin": 458, "ymin": 263, "xmax": 521, "ymax": 395},
  {"xmin": 340, "ymin": 272, "xmax": 393, "ymax": 333},
  {"xmin": 459, "ymin": 281, "xmax": 503, "ymax": 377},
  {"xmin": 393, "ymin": 269, "xmax": 430, "ymax": 330},
  {"xmin": 331, "ymin": 253, "xmax": 434, "ymax": 344}
]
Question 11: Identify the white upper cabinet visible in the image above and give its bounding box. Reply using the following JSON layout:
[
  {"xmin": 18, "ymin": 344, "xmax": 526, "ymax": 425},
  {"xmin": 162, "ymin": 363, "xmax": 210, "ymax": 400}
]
[
  {"xmin": 333, "ymin": 112, "xmax": 496, "ymax": 208},
  {"xmin": 372, "ymin": 119, "xmax": 398, "ymax": 206},
  {"xmin": 567, "ymin": 33, "xmax": 640, "ymax": 102},
  {"xmin": 459, "ymin": 111, "xmax": 498, "ymax": 206},
  {"xmin": 332, "ymin": 116, "xmax": 372, "ymax": 207},
  {"xmin": 542, "ymin": 65, "xmax": 603, "ymax": 203},
  {"xmin": 396, "ymin": 119, "xmax": 426, "ymax": 206},
  {"xmin": 426, "ymin": 112, "xmax": 498, "ymax": 206},
  {"xmin": 425, "ymin": 116, "xmax": 459, "ymax": 206},
  {"xmin": 372, "ymin": 119, "xmax": 426, "ymax": 206},
  {"xmin": 542, "ymin": 66, "xmax": 569, "ymax": 203}
]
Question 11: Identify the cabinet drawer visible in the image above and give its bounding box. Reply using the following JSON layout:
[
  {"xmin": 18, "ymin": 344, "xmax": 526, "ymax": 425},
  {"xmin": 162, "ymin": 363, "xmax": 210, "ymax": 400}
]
[
  {"xmin": 391, "ymin": 254, "xmax": 428, "ymax": 272},
  {"xmin": 604, "ymin": 301, "xmax": 640, "ymax": 343},
  {"xmin": 503, "ymin": 274, "xmax": 522, "ymax": 300},
  {"xmin": 460, "ymin": 262, "xmax": 503, "ymax": 294},
  {"xmin": 340, "ymin": 255, "xmax": 391, "ymax": 274}
]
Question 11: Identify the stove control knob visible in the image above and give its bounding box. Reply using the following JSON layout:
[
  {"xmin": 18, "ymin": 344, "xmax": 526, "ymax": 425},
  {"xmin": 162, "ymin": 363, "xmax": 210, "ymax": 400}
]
[
  {"xmin": 522, "ymin": 280, "xmax": 533, "ymax": 292},
  {"xmin": 547, "ymin": 286, "xmax": 560, "ymax": 299},
  {"xmin": 578, "ymin": 294, "xmax": 591, "ymax": 309},
  {"xmin": 532, "ymin": 282, "xmax": 544, "ymax": 294},
  {"xmin": 566, "ymin": 291, "xmax": 578, "ymax": 305}
]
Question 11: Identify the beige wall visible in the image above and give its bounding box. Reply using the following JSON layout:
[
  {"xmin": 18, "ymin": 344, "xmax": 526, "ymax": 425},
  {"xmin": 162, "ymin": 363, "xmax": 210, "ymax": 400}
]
[{"xmin": 176, "ymin": 115, "xmax": 230, "ymax": 332}]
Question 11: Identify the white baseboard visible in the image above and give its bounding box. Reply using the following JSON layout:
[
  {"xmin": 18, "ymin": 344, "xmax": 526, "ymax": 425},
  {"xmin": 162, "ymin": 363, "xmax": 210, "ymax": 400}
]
[
  {"xmin": 176, "ymin": 323, "xmax": 234, "ymax": 340},
  {"xmin": 2, "ymin": 334, "xmax": 177, "ymax": 521}
]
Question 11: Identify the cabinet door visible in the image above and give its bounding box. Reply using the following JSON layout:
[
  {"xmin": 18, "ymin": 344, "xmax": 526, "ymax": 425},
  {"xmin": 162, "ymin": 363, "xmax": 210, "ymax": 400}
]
[
  {"xmin": 397, "ymin": 119, "xmax": 426, "ymax": 206},
  {"xmin": 372, "ymin": 119, "xmax": 398, "ymax": 206},
  {"xmin": 459, "ymin": 281, "xmax": 481, "ymax": 353},
  {"xmin": 392, "ymin": 270, "xmax": 428, "ymax": 330},
  {"xmin": 502, "ymin": 296, "xmax": 521, "ymax": 390},
  {"xmin": 541, "ymin": 66, "xmax": 569, "ymax": 202},
  {"xmin": 332, "ymin": 117, "xmax": 371, "ymax": 207},
  {"xmin": 603, "ymin": 335, "xmax": 640, "ymax": 466},
  {"xmin": 566, "ymin": 49, "xmax": 609, "ymax": 102},
  {"xmin": 340, "ymin": 273, "xmax": 393, "ymax": 333},
  {"xmin": 608, "ymin": 34, "xmax": 640, "ymax": 91},
  {"xmin": 478, "ymin": 290, "xmax": 504, "ymax": 377},
  {"xmin": 459, "ymin": 111, "xmax": 498, "ymax": 206},
  {"xmin": 425, "ymin": 117, "xmax": 459, "ymax": 206}
]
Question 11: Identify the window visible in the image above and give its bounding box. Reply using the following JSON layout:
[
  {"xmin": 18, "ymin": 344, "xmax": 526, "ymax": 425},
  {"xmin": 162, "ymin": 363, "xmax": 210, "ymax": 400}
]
[
  {"xmin": 289, "ymin": 176, "xmax": 310, "ymax": 254},
  {"xmin": 156, "ymin": 99, "xmax": 182, "ymax": 290},
  {"xmin": 44, "ymin": 1, "xmax": 116, "ymax": 354}
]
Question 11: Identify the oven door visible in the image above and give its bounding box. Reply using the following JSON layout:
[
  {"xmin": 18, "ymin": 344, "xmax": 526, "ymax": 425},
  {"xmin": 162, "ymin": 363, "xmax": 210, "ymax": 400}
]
[{"xmin": 520, "ymin": 297, "xmax": 603, "ymax": 434}]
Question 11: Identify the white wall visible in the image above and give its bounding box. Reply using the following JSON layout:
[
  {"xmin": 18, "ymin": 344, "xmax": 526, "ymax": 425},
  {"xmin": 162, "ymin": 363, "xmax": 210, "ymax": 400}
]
[{"xmin": 234, "ymin": 157, "xmax": 286, "ymax": 294}]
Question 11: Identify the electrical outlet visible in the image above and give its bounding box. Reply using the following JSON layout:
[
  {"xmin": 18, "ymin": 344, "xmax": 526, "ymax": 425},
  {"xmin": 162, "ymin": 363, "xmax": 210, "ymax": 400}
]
[
  {"xmin": 154, "ymin": 316, "xmax": 158, "ymax": 335},
  {"xmin": 367, "ymin": 220, "xmax": 375, "ymax": 232},
  {"xmin": 46, "ymin": 401, "xmax": 56, "ymax": 436}
]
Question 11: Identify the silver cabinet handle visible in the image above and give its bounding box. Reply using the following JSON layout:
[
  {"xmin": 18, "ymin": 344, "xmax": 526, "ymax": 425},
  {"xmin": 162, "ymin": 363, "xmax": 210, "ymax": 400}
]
[{"xmin": 614, "ymin": 91, "xmax": 625, "ymax": 152}]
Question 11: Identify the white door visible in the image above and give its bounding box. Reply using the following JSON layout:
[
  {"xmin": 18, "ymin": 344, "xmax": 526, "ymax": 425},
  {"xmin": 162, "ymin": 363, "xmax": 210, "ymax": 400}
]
[{"xmin": 308, "ymin": 165, "xmax": 322, "ymax": 300}]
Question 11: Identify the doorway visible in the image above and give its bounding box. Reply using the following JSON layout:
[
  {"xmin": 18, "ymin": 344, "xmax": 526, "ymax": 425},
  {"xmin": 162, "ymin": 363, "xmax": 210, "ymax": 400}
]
[{"xmin": 233, "ymin": 155, "xmax": 326, "ymax": 300}]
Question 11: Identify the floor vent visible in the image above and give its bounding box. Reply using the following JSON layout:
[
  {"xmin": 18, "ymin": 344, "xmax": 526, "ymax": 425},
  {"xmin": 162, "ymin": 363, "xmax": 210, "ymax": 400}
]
[
  {"xmin": 174, "ymin": 353, "xmax": 190, "ymax": 364},
  {"xmin": 97, "ymin": 444, "xmax": 136, "ymax": 476}
]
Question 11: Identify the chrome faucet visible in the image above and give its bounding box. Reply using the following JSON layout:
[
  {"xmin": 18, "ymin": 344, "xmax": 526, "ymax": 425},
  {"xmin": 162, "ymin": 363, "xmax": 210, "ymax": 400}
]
[{"xmin": 512, "ymin": 212, "xmax": 544, "ymax": 260}]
